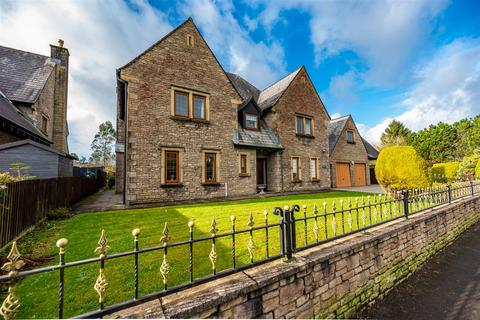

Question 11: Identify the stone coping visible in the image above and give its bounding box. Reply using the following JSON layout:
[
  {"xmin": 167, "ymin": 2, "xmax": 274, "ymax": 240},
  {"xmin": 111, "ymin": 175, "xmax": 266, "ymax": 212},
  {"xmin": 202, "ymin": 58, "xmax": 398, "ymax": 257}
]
[{"xmin": 113, "ymin": 195, "xmax": 478, "ymax": 318}]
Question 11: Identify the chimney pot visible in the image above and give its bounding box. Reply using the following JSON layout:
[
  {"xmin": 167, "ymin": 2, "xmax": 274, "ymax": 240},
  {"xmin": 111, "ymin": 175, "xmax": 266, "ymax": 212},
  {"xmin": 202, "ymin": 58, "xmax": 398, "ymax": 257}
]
[{"xmin": 58, "ymin": 39, "xmax": 64, "ymax": 47}]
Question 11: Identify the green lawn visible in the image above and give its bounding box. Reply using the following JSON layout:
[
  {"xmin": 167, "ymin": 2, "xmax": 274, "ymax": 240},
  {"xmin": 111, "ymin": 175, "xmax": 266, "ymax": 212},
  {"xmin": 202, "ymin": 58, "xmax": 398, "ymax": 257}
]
[{"xmin": 2, "ymin": 190, "xmax": 402, "ymax": 319}]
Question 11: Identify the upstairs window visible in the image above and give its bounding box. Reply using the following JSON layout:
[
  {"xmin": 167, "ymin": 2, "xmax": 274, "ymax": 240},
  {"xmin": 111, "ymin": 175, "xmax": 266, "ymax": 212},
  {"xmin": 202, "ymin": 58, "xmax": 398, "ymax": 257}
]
[
  {"xmin": 347, "ymin": 130, "xmax": 355, "ymax": 143},
  {"xmin": 165, "ymin": 151, "xmax": 180, "ymax": 184},
  {"xmin": 193, "ymin": 95, "xmax": 206, "ymax": 119},
  {"xmin": 245, "ymin": 113, "xmax": 259, "ymax": 130},
  {"xmin": 171, "ymin": 87, "xmax": 209, "ymax": 121},
  {"xmin": 296, "ymin": 115, "xmax": 313, "ymax": 136},
  {"xmin": 205, "ymin": 153, "xmax": 217, "ymax": 183},
  {"xmin": 174, "ymin": 91, "xmax": 189, "ymax": 117}
]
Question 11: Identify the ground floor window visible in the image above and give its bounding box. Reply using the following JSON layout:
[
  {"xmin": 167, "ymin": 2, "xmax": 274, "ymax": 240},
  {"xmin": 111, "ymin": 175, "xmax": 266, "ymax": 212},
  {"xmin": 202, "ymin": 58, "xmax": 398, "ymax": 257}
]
[
  {"xmin": 310, "ymin": 158, "xmax": 319, "ymax": 180},
  {"xmin": 292, "ymin": 157, "xmax": 301, "ymax": 181},
  {"xmin": 205, "ymin": 152, "xmax": 217, "ymax": 183},
  {"xmin": 240, "ymin": 154, "xmax": 248, "ymax": 174},
  {"xmin": 165, "ymin": 151, "xmax": 180, "ymax": 183}
]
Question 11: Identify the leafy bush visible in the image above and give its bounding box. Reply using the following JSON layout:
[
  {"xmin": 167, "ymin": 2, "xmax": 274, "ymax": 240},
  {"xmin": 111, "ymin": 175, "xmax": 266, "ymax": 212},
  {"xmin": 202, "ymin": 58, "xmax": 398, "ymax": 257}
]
[
  {"xmin": 0, "ymin": 172, "xmax": 17, "ymax": 184},
  {"xmin": 475, "ymin": 160, "xmax": 480, "ymax": 179},
  {"xmin": 47, "ymin": 207, "xmax": 72, "ymax": 220},
  {"xmin": 375, "ymin": 146, "xmax": 429, "ymax": 191},
  {"xmin": 106, "ymin": 169, "xmax": 115, "ymax": 189},
  {"xmin": 430, "ymin": 162, "xmax": 460, "ymax": 183},
  {"xmin": 457, "ymin": 153, "xmax": 480, "ymax": 180}
]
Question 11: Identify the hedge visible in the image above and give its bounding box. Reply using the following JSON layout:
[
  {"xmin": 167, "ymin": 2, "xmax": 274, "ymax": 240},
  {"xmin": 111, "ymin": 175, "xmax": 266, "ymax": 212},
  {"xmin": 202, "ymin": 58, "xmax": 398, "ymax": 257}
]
[
  {"xmin": 375, "ymin": 146, "xmax": 429, "ymax": 191},
  {"xmin": 475, "ymin": 160, "xmax": 480, "ymax": 178},
  {"xmin": 458, "ymin": 154, "xmax": 480, "ymax": 180},
  {"xmin": 430, "ymin": 162, "xmax": 460, "ymax": 183}
]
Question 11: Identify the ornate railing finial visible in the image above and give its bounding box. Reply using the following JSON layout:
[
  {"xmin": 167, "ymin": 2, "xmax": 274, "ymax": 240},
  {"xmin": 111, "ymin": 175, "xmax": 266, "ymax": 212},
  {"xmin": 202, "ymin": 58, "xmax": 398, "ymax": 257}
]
[{"xmin": 0, "ymin": 242, "xmax": 24, "ymax": 320}]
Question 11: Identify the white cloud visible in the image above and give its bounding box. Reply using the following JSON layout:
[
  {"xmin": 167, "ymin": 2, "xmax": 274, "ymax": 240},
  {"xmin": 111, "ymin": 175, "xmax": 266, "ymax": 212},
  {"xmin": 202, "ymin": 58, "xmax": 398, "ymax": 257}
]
[
  {"xmin": 180, "ymin": 0, "xmax": 287, "ymax": 88},
  {"xmin": 358, "ymin": 38, "xmax": 480, "ymax": 143},
  {"xmin": 330, "ymin": 112, "xmax": 342, "ymax": 119},
  {"xmin": 0, "ymin": 0, "xmax": 172, "ymax": 157},
  {"xmin": 253, "ymin": 0, "xmax": 449, "ymax": 86},
  {"xmin": 327, "ymin": 71, "xmax": 358, "ymax": 103}
]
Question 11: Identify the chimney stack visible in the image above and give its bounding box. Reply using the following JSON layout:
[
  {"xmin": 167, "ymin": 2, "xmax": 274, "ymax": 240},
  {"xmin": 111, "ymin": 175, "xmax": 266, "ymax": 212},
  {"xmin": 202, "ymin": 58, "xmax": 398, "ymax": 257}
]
[
  {"xmin": 58, "ymin": 39, "xmax": 64, "ymax": 47},
  {"xmin": 50, "ymin": 39, "xmax": 69, "ymax": 67}
]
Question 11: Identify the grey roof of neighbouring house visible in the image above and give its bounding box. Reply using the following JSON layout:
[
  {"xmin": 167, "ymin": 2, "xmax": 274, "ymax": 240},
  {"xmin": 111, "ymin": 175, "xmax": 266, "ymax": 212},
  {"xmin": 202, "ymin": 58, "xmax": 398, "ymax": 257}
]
[
  {"xmin": 328, "ymin": 115, "xmax": 350, "ymax": 154},
  {"xmin": 227, "ymin": 67, "xmax": 302, "ymax": 112},
  {"xmin": 362, "ymin": 137, "xmax": 379, "ymax": 160},
  {"xmin": 0, "ymin": 45, "xmax": 56, "ymax": 103},
  {"xmin": 0, "ymin": 90, "xmax": 50, "ymax": 143},
  {"xmin": 233, "ymin": 120, "xmax": 283, "ymax": 150},
  {"xmin": 0, "ymin": 139, "xmax": 70, "ymax": 157}
]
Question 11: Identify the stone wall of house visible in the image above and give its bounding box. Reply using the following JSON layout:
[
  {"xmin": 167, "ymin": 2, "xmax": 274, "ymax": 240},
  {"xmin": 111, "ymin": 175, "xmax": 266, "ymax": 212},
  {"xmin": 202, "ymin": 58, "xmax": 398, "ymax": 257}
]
[
  {"xmin": 114, "ymin": 195, "xmax": 480, "ymax": 319},
  {"xmin": 18, "ymin": 71, "xmax": 56, "ymax": 140},
  {"xmin": 331, "ymin": 117, "xmax": 369, "ymax": 187},
  {"xmin": 264, "ymin": 68, "xmax": 331, "ymax": 192},
  {"xmin": 120, "ymin": 19, "xmax": 259, "ymax": 205}
]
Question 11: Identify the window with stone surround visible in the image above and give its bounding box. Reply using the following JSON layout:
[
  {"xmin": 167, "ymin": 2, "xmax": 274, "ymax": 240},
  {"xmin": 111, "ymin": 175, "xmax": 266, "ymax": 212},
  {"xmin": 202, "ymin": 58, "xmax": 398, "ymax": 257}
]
[
  {"xmin": 41, "ymin": 114, "xmax": 48, "ymax": 134},
  {"xmin": 295, "ymin": 115, "xmax": 313, "ymax": 136},
  {"xmin": 205, "ymin": 153, "xmax": 217, "ymax": 183},
  {"xmin": 171, "ymin": 87, "xmax": 209, "ymax": 121},
  {"xmin": 239, "ymin": 154, "xmax": 248, "ymax": 175},
  {"xmin": 310, "ymin": 158, "xmax": 319, "ymax": 180},
  {"xmin": 165, "ymin": 151, "xmax": 180, "ymax": 184},
  {"xmin": 292, "ymin": 157, "xmax": 301, "ymax": 182}
]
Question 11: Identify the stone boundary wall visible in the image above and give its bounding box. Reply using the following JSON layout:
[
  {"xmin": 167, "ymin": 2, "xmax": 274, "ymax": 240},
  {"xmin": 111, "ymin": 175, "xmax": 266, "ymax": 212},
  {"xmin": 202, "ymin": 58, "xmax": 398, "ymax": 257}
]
[{"xmin": 114, "ymin": 195, "xmax": 480, "ymax": 319}]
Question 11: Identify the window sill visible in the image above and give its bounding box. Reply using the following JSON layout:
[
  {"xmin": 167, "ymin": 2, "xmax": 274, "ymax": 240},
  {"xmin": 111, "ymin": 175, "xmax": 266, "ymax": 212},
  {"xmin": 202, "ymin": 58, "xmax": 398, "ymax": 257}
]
[
  {"xmin": 202, "ymin": 182, "xmax": 221, "ymax": 187},
  {"xmin": 347, "ymin": 141, "xmax": 356, "ymax": 144},
  {"xmin": 311, "ymin": 179, "xmax": 320, "ymax": 183},
  {"xmin": 292, "ymin": 179, "xmax": 302, "ymax": 184},
  {"xmin": 171, "ymin": 116, "xmax": 210, "ymax": 124},
  {"xmin": 296, "ymin": 134, "xmax": 315, "ymax": 139},
  {"xmin": 161, "ymin": 183, "xmax": 184, "ymax": 188},
  {"xmin": 239, "ymin": 173, "xmax": 251, "ymax": 177}
]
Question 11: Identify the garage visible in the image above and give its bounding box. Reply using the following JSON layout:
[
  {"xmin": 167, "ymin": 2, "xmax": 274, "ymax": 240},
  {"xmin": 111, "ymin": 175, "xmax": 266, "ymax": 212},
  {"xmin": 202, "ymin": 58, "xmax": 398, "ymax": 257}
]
[
  {"xmin": 335, "ymin": 162, "xmax": 351, "ymax": 187},
  {"xmin": 354, "ymin": 163, "xmax": 367, "ymax": 186}
]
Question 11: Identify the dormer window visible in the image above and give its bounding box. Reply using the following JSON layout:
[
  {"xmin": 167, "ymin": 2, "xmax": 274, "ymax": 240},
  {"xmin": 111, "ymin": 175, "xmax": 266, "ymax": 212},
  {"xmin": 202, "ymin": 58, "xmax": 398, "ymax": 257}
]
[
  {"xmin": 244, "ymin": 113, "xmax": 259, "ymax": 130},
  {"xmin": 347, "ymin": 130, "xmax": 355, "ymax": 143}
]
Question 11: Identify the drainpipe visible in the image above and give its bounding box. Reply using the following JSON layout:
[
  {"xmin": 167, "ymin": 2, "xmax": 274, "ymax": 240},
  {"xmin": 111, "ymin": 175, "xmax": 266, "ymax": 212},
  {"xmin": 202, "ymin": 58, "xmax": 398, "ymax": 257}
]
[
  {"xmin": 280, "ymin": 150, "xmax": 284, "ymax": 192},
  {"xmin": 225, "ymin": 182, "xmax": 228, "ymax": 198},
  {"xmin": 117, "ymin": 69, "xmax": 128, "ymax": 205}
]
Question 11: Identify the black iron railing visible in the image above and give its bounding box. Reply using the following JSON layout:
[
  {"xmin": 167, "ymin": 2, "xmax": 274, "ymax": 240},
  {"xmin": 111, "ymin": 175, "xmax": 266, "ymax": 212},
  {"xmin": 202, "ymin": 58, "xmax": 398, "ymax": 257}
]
[{"xmin": 0, "ymin": 181, "xmax": 478, "ymax": 319}]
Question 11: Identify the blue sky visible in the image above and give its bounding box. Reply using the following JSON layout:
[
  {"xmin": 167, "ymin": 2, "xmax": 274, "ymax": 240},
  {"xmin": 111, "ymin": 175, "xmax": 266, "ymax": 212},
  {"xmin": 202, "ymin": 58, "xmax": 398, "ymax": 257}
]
[{"xmin": 1, "ymin": 0, "xmax": 479, "ymax": 157}]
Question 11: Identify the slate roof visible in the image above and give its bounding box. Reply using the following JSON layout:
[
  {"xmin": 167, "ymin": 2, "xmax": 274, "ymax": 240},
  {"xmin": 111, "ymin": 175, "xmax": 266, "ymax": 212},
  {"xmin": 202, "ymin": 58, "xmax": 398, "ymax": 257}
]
[
  {"xmin": 233, "ymin": 120, "xmax": 283, "ymax": 150},
  {"xmin": 0, "ymin": 45, "xmax": 56, "ymax": 103},
  {"xmin": 362, "ymin": 137, "xmax": 379, "ymax": 160},
  {"xmin": 227, "ymin": 67, "xmax": 302, "ymax": 112},
  {"xmin": 328, "ymin": 115, "xmax": 350, "ymax": 155},
  {"xmin": 0, "ymin": 90, "xmax": 50, "ymax": 143},
  {"xmin": 226, "ymin": 72, "xmax": 260, "ymax": 102},
  {"xmin": 0, "ymin": 139, "xmax": 71, "ymax": 158}
]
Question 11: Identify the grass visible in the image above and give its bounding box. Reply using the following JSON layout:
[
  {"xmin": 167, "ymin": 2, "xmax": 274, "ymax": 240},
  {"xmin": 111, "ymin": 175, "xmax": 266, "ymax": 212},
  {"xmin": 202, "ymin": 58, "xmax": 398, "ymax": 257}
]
[{"xmin": 1, "ymin": 190, "xmax": 399, "ymax": 319}]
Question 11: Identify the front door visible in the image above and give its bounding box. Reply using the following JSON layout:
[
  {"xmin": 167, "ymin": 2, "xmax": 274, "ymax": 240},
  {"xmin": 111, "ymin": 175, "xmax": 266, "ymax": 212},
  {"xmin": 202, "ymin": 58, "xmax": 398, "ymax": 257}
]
[{"xmin": 256, "ymin": 158, "xmax": 267, "ymax": 190}]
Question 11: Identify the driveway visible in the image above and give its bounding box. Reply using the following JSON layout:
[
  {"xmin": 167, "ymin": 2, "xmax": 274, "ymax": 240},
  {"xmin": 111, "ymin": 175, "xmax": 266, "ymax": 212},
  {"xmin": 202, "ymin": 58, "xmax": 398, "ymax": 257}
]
[
  {"xmin": 74, "ymin": 189, "xmax": 124, "ymax": 213},
  {"xmin": 334, "ymin": 184, "xmax": 385, "ymax": 194}
]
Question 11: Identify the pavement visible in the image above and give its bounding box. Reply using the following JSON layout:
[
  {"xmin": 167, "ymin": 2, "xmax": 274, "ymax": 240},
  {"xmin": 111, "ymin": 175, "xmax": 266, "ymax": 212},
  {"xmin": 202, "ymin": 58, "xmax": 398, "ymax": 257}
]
[
  {"xmin": 334, "ymin": 184, "xmax": 385, "ymax": 194},
  {"xmin": 360, "ymin": 222, "xmax": 480, "ymax": 320},
  {"xmin": 74, "ymin": 189, "xmax": 124, "ymax": 213}
]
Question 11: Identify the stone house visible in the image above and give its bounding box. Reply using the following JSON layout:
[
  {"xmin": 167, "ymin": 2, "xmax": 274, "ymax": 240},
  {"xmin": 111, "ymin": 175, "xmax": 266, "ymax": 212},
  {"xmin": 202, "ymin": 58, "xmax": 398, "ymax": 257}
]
[
  {"xmin": 328, "ymin": 115, "xmax": 374, "ymax": 188},
  {"xmin": 116, "ymin": 18, "xmax": 332, "ymax": 206},
  {"xmin": 0, "ymin": 41, "xmax": 73, "ymax": 176}
]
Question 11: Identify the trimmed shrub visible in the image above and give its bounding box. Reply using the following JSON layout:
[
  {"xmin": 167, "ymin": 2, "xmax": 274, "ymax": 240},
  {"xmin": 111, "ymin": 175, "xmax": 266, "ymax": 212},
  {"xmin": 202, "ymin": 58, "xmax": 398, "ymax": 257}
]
[
  {"xmin": 475, "ymin": 160, "xmax": 480, "ymax": 179},
  {"xmin": 47, "ymin": 207, "xmax": 72, "ymax": 220},
  {"xmin": 375, "ymin": 146, "xmax": 429, "ymax": 191},
  {"xmin": 430, "ymin": 162, "xmax": 460, "ymax": 183},
  {"xmin": 458, "ymin": 154, "xmax": 480, "ymax": 180}
]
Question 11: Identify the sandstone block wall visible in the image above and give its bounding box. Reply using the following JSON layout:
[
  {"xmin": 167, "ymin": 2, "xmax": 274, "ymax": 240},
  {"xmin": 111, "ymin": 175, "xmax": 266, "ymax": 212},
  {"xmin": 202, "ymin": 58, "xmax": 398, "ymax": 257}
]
[{"xmin": 114, "ymin": 195, "xmax": 480, "ymax": 319}]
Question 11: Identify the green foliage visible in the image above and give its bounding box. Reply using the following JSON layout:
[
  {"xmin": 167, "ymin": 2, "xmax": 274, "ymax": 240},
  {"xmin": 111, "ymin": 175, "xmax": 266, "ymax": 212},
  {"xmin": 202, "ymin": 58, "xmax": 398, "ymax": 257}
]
[
  {"xmin": 430, "ymin": 162, "xmax": 460, "ymax": 183},
  {"xmin": 407, "ymin": 122, "xmax": 458, "ymax": 164},
  {"xmin": 106, "ymin": 169, "xmax": 115, "ymax": 189},
  {"xmin": 476, "ymin": 160, "xmax": 480, "ymax": 178},
  {"xmin": 90, "ymin": 121, "xmax": 116, "ymax": 167},
  {"xmin": 0, "ymin": 172, "xmax": 17, "ymax": 184},
  {"xmin": 46, "ymin": 207, "xmax": 72, "ymax": 221},
  {"xmin": 458, "ymin": 153, "xmax": 480, "ymax": 180},
  {"xmin": 380, "ymin": 120, "xmax": 411, "ymax": 147},
  {"xmin": 375, "ymin": 146, "xmax": 429, "ymax": 191},
  {"xmin": 9, "ymin": 162, "xmax": 36, "ymax": 180}
]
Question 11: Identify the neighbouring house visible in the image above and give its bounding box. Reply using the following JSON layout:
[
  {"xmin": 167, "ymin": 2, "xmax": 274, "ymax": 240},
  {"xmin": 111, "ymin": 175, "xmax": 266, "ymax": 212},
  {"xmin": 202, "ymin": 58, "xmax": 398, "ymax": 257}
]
[
  {"xmin": 362, "ymin": 138, "xmax": 379, "ymax": 184},
  {"xmin": 328, "ymin": 115, "xmax": 373, "ymax": 188},
  {"xmin": 73, "ymin": 163, "xmax": 105, "ymax": 179},
  {"xmin": 116, "ymin": 18, "xmax": 331, "ymax": 206},
  {"xmin": 0, "ymin": 41, "xmax": 74, "ymax": 176}
]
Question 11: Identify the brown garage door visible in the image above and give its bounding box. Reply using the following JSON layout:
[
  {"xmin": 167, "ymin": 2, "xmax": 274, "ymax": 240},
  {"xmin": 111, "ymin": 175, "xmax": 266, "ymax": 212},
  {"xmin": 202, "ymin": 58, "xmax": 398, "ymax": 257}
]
[
  {"xmin": 336, "ymin": 163, "xmax": 351, "ymax": 187},
  {"xmin": 354, "ymin": 163, "xmax": 366, "ymax": 186}
]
